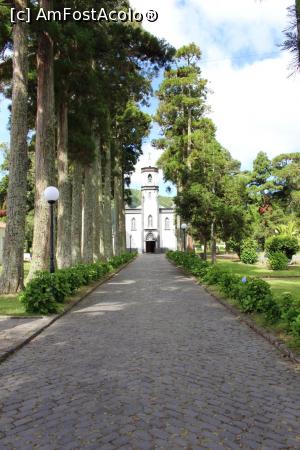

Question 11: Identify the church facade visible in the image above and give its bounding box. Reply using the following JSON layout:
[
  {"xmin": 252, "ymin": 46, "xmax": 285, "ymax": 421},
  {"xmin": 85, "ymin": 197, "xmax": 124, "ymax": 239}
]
[{"xmin": 125, "ymin": 165, "xmax": 177, "ymax": 253}]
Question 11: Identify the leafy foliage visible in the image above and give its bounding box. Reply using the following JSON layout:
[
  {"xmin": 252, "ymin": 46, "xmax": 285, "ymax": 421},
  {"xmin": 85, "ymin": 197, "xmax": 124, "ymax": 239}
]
[
  {"xmin": 268, "ymin": 252, "xmax": 289, "ymax": 270},
  {"xmin": 168, "ymin": 251, "xmax": 300, "ymax": 336},
  {"xmin": 240, "ymin": 239, "xmax": 258, "ymax": 264},
  {"xmin": 265, "ymin": 235, "xmax": 299, "ymax": 260},
  {"xmin": 20, "ymin": 252, "xmax": 136, "ymax": 314}
]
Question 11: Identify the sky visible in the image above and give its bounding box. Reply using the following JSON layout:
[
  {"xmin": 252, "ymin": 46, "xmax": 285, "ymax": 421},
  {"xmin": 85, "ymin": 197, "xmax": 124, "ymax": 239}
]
[
  {"xmin": 1, "ymin": 0, "xmax": 299, "ymax": 193},
  {"xmin": 129, "ymin": 0, "xmax": 300, "ymax": 191}
]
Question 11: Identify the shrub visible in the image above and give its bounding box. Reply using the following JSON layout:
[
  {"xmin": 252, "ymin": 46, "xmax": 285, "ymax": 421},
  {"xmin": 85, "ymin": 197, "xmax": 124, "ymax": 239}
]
[
  {"xmin": 265, "ymin": 235, "xmax": 299, "ymax": 260},
  {"xmin": 234, "ymin": 277, "xmax": 279, "ymax": 321},
  {"xmin": 268, "ymin": 251, "xmax": 289, "ymax": 270},
  {"xmin": 167, "ymin": 251, "xmax": 280, "ymax": 324},
  {"xmin": 261, "ymin": 295, "xmax": 281, "ymax": 324},
  {"xmin": 202, "ymin": 265, "xmax": 227, "ymax": 285},
  {"xmin": 167, "ymin": 251, "xmax": 210, "ymax": 279},
  {"xmin": 240, "ymin": 239, "xmax": 258, "ymax": 264},
  {"xmin": 20, "ymin": 252, "xmax": 135, "ymax": 314},
  {"xmin": 240, "ymin": 247, "xmax": 258, "ymax": 265},
  {"xmin": 278, "ymin": 293, "xmax": 300, "ymax": 331},
  {"xmin": 291, "ymin": 315, "xmax": 300, "ymax": 341},
  {"xmin": 218, "ymin": 272, "xmax": 242, "ymax": 297},
  {"xmin": 19, "ymin": 272, "xmax": 60, "ymax": 314}
]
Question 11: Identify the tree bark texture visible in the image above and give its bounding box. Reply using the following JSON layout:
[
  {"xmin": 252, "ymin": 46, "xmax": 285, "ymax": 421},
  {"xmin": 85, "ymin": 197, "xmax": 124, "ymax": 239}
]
[
  {"xmin": 113, "ymin": 148, "xmax": 123, "ymax": 256},
  {"xmin": 98, "ymin": 146, "xmax": 104, "ymax": 257},
  {"xmin": 203, "ymin": 239, "xmax": 207, "ymax": 261},
  {"xmin": 56, "ymin": 100, "xmax": 72, "ymax": 268},
  {"xmin": 28, "ymin": 0, "xmax": 56, "ymax": 279},
  {"xmin": 0, "ymin": 0, "xmax": 28, "ymax": 293},
  {"xmin": 82, "ymin": 165, "xmax": 94, "ymax": 263},
  {"xmin": 211, "ymin": 219, "xmax": 217, "ymax": 264},
  {"xmin": 71, "ymin": 160, "xmax": 83, "ymax": 265},
  {"xmin": 119, "ymin": 167, "xmax": 126, "ymax": 253},
  {"xmin": 92, "ymin": 142, "xmax": 102, "ymax": 261},
  {"xmin": 103, "ymin": 140, "xmax": 113, "ymax": 258}
]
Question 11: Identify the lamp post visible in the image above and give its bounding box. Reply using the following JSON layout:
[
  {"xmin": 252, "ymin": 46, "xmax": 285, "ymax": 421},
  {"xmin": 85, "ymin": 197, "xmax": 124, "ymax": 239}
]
[
  {"xmin": 44, "ymin": 186, "xmax": 59, "ymax": 273},
  {"xmin": 181, "ymin": 223, "xmax": 187, "ymax": 252},
  {"xmin": 129, "ymin": 234, "xmax": 132, "ymax": 253}
]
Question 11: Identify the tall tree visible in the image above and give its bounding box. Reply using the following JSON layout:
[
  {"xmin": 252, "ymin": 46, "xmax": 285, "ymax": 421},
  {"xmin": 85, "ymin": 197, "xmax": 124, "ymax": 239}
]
[
  {"xmin": 154, "ymin": 43, "xmax": 208, "ymax": 249},
  {"xmin": 176, "ymin": 137, "xmax": 244, "ymax": 263},
  {"xmin": 28, "ymin": 0, "xmax": 56, "ymax": 279},
  {"xmin": 56, "ymin": 98, "xmax": 72, "ymax": 268},
  {"xmin": 282, "ymin": 1, "xmax": 300, "ymax": 71},
  {"xmin": 102, "ymin": 131, "xmax": 113, "ymax": 258},
  {"xmin": 71, "ymin": 159, "xmax": 83, "ymax": 265},
  {"xmin": 82, "ymin": 164, "xmax": 94, "ymax": 263},
  {"xmin": 0, "ymin": 0, "xmax": 28, "ymax": 293}
]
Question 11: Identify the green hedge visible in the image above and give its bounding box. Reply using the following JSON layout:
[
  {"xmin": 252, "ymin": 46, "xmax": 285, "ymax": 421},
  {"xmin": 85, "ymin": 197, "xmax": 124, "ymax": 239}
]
[
  {"xmin": 268, "ymin": 251, "xmax": 289, "ymax": 270},
  {"xmin": 265, "ymin": 235, "xmax": 299, "ymax": 260},
  {"xmin": 167, "ymin": 250, "xmax": 300, "ymax": 341},
  {"xmin": 20, "ymin": 252, "xmax": 136, "ymax": 314},
  {"xmin": 240, "ymin": 239, "xmax": 258, "ymax": 264}
]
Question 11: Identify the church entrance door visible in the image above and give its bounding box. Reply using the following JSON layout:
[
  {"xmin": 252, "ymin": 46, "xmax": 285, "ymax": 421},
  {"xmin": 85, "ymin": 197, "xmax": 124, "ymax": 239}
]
[{"xmin": 146, "ymin": 241, "xmax": 156, "ymax": 253}]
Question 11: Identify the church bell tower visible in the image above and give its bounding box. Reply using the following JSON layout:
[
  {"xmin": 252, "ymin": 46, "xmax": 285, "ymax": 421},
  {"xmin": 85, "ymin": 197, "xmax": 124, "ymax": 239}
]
[{"xmin": 141, "ymin": 165, "xmax": 159, "ymax": 252}]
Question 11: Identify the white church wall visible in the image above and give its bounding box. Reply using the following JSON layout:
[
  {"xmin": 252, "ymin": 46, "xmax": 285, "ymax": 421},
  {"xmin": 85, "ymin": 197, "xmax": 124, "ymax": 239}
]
[
  {"xmin": 142, "ymin": 189, "xmax": 159, "ymax": 232},
  {"xmin": 125, "ymin": 211, "xmax": 142, "ymax": 252},
  {"xmin": 159, "ymin": 210, "xmax": 177, "ymax": 251}
]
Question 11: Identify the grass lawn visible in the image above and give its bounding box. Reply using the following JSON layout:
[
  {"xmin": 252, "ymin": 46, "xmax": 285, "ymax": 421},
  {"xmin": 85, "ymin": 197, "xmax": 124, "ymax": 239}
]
[
  {"xmin": 217, "ymin": 258, "xmax": 300, "ymax": 278},
  {"xmin": 0, "ymin": 295, "xmax": 28, "ymax": 316},
  {"xmin": 216, "ymin": 257, "xmax": 300, "ymax": 307},
  {"xmin": 266, "ymin": 278, "xmax": 300, "ymax": 302},
  {"xmin": 0, "ymin": 262, "xmax": 32, "ymax": 316}
]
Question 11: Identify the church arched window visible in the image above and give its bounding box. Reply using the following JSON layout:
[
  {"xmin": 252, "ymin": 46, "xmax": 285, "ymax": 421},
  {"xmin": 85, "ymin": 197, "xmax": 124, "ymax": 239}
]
[
  {"xmin": 131, "ymin": 218, "xmax": 136, "ymax": 231},
  {"xmin": 165, "ymin": 217, "xmax": 170, "ymax": 230},
  {"xmin": 148, "ymin": 215, "xmax": 153, "ymax": 227},
  {"xmin": 148, "ymin": 174, "xmax": 152, "ymax": 184}
]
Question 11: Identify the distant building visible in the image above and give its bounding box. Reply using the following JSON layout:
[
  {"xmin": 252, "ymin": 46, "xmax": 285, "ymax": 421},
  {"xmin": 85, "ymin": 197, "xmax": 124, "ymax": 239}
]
[{"xmin": 125, "ymin": 165, "xmax": 177, "ymax": 253}]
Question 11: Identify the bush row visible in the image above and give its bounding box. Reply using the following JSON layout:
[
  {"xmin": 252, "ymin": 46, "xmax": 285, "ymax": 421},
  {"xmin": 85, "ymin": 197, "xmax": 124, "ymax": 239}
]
[
  {"xmin": 167, "ymin": 250, "xmax": 300, "ymax": 341},
  {"xmin": 20, "ymin": 252, "xmax": 137, "ymax": 314}
]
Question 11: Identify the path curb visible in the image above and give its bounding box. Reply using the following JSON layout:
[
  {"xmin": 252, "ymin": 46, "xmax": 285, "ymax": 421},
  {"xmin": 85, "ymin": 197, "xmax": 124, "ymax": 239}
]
[
  {"xmin": 167, "ymin": 257, "xmax": 300, "ymax": 365},
  {"xmin": 0, "ymin": 256, "xmax": 137, "ymax": 365}
]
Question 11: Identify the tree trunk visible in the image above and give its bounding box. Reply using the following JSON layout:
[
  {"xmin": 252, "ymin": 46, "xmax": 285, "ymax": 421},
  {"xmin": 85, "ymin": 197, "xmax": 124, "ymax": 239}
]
[
  {"xmin": 82, "ymin": 165, "xmax": 94, "ymax": 263},
  {"xmin": 56, "ymin": 100, "xmax": 72, "ymax": 268},
  {"xmin": 0, "ymin": 0, "xmax": 28, "ymax": 293},
  {"xmin": 71, "ymin": 160, "xmax": 83, "ymax": 265},
  {"xmin": 93, "ymin": 141, "xmax": 102, "ymax": 261},
  {"xmin": 103, "ymin": 140, "xmax": 113, "ymax": 258},
  {"xmin": 98, "ymin": 146, "xmax": 104, "ymax": 257},
  {"xmin": 203, "ymin": 238, "xmax": 207, "ymax": 261},
  {"xmin": 28, "ymin": 0, "xmax": 55, "ymax": 279},
  {"xmin": 114, "ymin": 148, "xmax": 123, "ymax": 256},
  {"xmin": 119, "ymin": 168, "xmax": 126, "ymax": 253},
  {"xmin": 211, "ymin": 220, "xmax": 217, "ymax": 264}
]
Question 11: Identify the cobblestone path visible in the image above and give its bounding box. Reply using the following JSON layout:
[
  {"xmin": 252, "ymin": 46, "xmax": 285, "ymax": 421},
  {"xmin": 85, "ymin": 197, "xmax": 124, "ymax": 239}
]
[{"xmin": 0, "ymin": 254, "xmax": 300, "ymax": 450}]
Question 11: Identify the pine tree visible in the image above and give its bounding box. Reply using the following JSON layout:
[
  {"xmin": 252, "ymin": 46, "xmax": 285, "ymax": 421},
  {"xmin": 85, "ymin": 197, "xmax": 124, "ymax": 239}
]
[
  {"xmin": 0, "ymin": 0, "xmax": 28, "ymax": 293},
  {"xmin": 28, "ymin": 0, "xmax": 56, "ymax": 279}
]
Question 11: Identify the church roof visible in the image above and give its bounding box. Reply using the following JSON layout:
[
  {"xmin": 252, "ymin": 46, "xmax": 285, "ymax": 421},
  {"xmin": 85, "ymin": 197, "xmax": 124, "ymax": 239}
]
[{"xmin": 141, "ymin": 166, "xmax": 158, "ymax": 173}]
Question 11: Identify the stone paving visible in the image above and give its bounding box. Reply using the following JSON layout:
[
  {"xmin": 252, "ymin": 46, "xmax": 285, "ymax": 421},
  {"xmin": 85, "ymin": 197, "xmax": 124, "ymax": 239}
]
[
  {"xmin": 0, "ymin": 254, "xmax": 300, "ymax": 450},
  {"xmin": 0, "ymin": 316, "xmax": 52, "ymax": 359}
]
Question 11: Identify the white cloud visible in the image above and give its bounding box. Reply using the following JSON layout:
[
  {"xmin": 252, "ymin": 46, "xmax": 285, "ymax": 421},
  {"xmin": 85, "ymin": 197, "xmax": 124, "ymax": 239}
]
[
  {"xmin": 130, "ymin": 0, "xmax": 299, "ymax": 170},
  {"xmin": 205, "ymin": 53, "xmax": 300, "ymax": 168}
]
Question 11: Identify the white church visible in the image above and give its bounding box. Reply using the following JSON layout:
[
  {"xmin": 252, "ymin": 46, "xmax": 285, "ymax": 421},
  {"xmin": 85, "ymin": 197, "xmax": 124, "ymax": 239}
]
[{"xmin": 125, "ymin": 164, "xmax": 177, "ymax": 253}]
